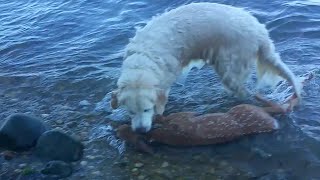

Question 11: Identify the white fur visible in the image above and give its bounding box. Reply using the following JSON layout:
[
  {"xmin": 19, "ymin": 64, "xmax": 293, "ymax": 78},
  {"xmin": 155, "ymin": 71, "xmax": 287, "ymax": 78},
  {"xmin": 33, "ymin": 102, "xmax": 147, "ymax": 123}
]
[{"xmin": 113, "ymin": 3, "xmax": 301, "ymax": 132}]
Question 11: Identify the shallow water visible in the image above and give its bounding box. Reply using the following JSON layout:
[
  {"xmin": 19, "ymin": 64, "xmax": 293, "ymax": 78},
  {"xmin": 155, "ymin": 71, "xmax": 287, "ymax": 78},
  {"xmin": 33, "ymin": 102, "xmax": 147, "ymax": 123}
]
[{"xmin": 1, "ymin": 0, "xmax": 320, "ymax": 179}]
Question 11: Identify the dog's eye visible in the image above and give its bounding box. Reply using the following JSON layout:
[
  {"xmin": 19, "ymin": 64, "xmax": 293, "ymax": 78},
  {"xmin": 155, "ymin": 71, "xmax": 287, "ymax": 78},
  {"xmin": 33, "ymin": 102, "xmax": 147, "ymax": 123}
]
[{"xmin": 143, "ymin": 109, "xmax": 151, "ymax": 113}]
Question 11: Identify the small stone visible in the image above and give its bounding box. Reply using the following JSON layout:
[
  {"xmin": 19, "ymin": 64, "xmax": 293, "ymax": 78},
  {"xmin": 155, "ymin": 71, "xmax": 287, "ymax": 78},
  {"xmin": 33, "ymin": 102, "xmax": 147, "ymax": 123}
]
[
  {"xmin": 208, "ymin": 168, "xmax": 216, "ymax": 174},
  {"xmin": 161, "ymin": 162, "xmax": 169, "ymax": 168},
  {"xmin": 154, "ymin": 169, "xmax": 174, "ymax": 179},
  {"xmin": 35, "ymin": 129, "xmax": 84, "ymax": 162},
  {"xmin": 19, "ymin": 163, "xmax": 27, "ymax": 168},
  {"xmin": 0, "ymin": 114, "xmax": 48, "ymax": 151},
  {"xmin": 21, "ymin": 166, "xmax": 35, "ymax": 175},
  {"xmin": 134, "ymin": 162, "xmax": 144, "ymax": 168},
  {"xmin": 41, "ymin": 114, "xmax": 50, "ymax": 118},
  {"xmin": 83, "ymin": 122, "xmax": 90, "ymax": 126},
  {"xmin": 219, "ymin": 161, "xmax": 228, "ymax": 167},
  {"xmin": 41, "ymin": 160, "xmax": 72, "ymax": 178},
  {"xmin": 192, "ymin": 155, "xmax": 202, "ymax": 161},
  {"xmin": 79, "ymin": 100, "xmax": 91, "ymax": 106},
  {"xmin": 80, "ymin": 161, "xmax": 88, "ymax": 166},
  {"xmin": 1, "ymin": 150, "xmax": 16, "ymax": 160},
  {"xmin": 14, "ymin": 169, "xmax": 22, "ymax": 173},
  {"xmin": 138, "ymin": 175, "xmax": 146, "ymax": 180},
  {"xmin": 55, "ymin": 120, "xmax": 64, "ymax": 125},
  {"xmin": 91, "ymin": 171, "xmax": 102, "ymax": 176},
  {"xmin": 88, "ymin": 166, "xmax": 95, "ymax": 169},
  {"xmin": 113, "ymin": 159, "xmax": 128, "ymax": 168},
  {"xmin": 86, "ymin": 155, "xmax": 95, "ymax": 160},
  {"xmin": 131, "ymin": 168, "xmax": 139, "ymax": 176},
  {"xmin": 11, "ymin": 98, "xmax": 19, "ymax": 102}
]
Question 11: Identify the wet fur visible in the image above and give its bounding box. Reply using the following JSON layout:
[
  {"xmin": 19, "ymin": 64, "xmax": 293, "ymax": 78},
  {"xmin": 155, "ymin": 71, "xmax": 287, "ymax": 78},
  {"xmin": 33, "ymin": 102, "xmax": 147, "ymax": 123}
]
[{"xmin": 111, "ymin": 3, "xmax": 301, "ymax": 132}]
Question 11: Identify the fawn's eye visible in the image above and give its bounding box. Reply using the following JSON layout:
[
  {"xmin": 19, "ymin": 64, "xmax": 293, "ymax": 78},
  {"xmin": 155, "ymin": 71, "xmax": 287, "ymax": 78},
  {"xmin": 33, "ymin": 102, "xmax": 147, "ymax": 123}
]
[{"xmin": 143, "ymin": 109, "xmax": 151, "ymax": 113}]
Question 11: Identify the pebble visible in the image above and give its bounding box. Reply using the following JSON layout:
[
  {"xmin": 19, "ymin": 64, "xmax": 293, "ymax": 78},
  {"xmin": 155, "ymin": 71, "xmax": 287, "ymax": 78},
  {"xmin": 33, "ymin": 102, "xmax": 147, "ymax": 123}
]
[
  {"xmin": 131, "ymin": 168, "xmax": 140, "ymax": 176},
  {"xmin": 79, "ymin": 100, "xmax": 91, "ymax": 106},
  {"xmin": 134, "ymin": 162, "xmax": 144, "ymax": 168},
  {"xmin": 80, "ymin": 161, "xmax": 88, "ymax": 166},
  {"xmin": 192, "ymin": 155, "xmax": 202, "ymax": 161},
  {"xmin": 21, "ymin": 166, "xmax": 35, "ymax": 175},
  {"xmin": 14, "ymin": 169, "xmax": 22, "ymax": 173},
  {"xmin": 91, "ymin": 171, "xmax": 102, "ymax": 176},
  {"xmin": 86, "ymin": 155, "xmax": 95, "ymax": 160},
  {"xmin": 11, "ymin": 98, "xmax": 19, "ymax": 102},
  {"xmin": 19, "ymin": 163, "xmax": 27, "ymax": 168},
  {"xmin": 154, "ymin": 169, "xmax": 173, "ymax": 179},
  {"xmin": 1, "ymin": 150, "xmax": 16, "ymax": 160},
  {"xmin": 219, "ymin": 161, "xmax": 228, "ymax": 167},
  {"xmin": 83, "ymin": 122, "xmax": 90, "ymax": 126},
  {"xmin": 208, "ymin": 168, "xmax": 216, "ymax": 174},
  {"xmin": 138, "ymin": 175, "xmax": 146, "ymax": 180},
  {"xmin": 41, "ymin": 114, "xmax": 50, "ymax": 118},
  {"xmin": 41, "ymin": 160, "xmax": 73, "ymax": 178},
  {"xmin": 55, "ymin": 120, "xmax": 64, "ymax": 125},
  {"xmin": 161, "ymin": 161, "xmax": 169, "ymax": 168},
  {"xmin": 132, "ymin": 168, "xmax": 139, "ymax": 173}
]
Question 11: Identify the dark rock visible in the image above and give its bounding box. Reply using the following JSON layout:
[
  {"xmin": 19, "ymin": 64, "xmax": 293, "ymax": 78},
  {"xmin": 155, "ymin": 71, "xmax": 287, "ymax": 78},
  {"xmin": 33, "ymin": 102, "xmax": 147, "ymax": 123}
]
[
  {"xmin": 0, "ymin": 114, "xmax": 48, "ymax": 151},
  {"xmin": 41, "ymin": 160, "xmax": 73, "ymax": 178},
  {"xmin": 35, "ymin": 129, "xmax": 84, "ymax": 162}
]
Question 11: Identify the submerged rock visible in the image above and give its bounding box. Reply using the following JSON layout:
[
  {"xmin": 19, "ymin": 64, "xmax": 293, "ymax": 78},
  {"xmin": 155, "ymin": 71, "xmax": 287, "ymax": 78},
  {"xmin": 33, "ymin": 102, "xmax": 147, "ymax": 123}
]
[
  {"xmin": 0, "ymin": 114, "xmax": 48, "ymax": 151},
  {"xmin": 117, "ymin": 104, "xmax": 279, "ymax": 151},
  {"xmin": 35, "ymin": 129, "xmax": 84, "ymax": 162},
  {"xmin": 41, "ymin": 160, "xmax": 73, "ymax": 178}
]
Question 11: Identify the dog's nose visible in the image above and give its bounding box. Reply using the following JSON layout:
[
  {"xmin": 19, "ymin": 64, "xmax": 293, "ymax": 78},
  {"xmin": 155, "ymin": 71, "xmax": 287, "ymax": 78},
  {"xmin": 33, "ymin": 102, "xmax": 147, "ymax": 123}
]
[{"xmin": 135, "ymin": 127, "xmax": 148, "ymax": 134}]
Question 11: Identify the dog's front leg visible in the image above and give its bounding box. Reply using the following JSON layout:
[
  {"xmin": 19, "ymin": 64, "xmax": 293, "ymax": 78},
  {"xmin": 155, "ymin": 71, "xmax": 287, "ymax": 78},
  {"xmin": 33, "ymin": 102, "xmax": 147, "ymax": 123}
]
[
  {"xmin": 155, "ymin": 103, "xmax": 166, "ymax": 115},
  {"xmin": 155, "ymin": 89, "xmax": 170, "ymax": 115}
]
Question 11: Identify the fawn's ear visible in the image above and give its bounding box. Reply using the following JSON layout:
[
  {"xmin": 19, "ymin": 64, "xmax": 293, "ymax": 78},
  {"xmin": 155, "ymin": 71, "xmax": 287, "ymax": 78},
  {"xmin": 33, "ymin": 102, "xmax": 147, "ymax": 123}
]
[{"xmin": 110, "ymin": 90, "xmax": 120, "ymax": 109}]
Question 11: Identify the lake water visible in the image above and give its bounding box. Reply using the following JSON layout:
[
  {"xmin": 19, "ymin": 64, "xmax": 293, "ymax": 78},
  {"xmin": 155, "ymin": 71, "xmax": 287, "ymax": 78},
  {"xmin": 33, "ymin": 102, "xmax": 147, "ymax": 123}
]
[{"xmin": 1, "ymin": 0, "xmax": 320, "ymax": 179}]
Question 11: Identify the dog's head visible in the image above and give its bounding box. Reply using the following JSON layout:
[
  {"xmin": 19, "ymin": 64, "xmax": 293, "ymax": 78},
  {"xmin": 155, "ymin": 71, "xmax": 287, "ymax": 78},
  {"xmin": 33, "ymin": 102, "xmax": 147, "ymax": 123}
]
[{"xmin": 111, "ymin": 87, "xmax": 166, "ymax": 133}]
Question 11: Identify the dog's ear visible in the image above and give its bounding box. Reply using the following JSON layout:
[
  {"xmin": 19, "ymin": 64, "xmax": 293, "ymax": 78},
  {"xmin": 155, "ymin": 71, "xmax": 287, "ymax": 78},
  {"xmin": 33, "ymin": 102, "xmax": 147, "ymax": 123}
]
[
  {"xmin": 110, "ymin": 90, "xmax": 120, "ymax": 109},
  {"xmin": 155, "ymin": 89, "xmax": 167, "ymax": 115}
]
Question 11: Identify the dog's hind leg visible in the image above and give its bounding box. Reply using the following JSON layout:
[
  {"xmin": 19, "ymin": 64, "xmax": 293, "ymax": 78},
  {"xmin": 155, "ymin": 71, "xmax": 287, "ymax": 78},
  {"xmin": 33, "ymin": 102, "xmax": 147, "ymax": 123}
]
[{"xmin": 211, "ymin": 56, "xmax": 253, "ymax": 98}]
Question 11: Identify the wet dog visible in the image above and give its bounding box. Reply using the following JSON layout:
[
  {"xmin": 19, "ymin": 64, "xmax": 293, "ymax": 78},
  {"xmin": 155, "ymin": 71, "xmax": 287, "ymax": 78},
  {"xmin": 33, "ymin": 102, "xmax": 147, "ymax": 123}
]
[{"xmin": 111, "ymin": 3, "xmax": 301, "ymax": 133}]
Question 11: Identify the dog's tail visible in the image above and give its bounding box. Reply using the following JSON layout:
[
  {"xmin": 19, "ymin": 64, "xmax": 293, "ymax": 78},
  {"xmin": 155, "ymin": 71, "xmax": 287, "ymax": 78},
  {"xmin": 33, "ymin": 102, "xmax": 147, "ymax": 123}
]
[{"xmin": 256, "ymin": 41, "xmax": 302, "ymax": 100}]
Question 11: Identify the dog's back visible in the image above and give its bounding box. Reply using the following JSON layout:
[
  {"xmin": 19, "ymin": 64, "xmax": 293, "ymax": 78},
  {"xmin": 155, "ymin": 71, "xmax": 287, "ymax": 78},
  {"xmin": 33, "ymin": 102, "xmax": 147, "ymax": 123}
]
[{"xmin": 123, "ymin": 3, "xmax": 300, "ymax": 99}]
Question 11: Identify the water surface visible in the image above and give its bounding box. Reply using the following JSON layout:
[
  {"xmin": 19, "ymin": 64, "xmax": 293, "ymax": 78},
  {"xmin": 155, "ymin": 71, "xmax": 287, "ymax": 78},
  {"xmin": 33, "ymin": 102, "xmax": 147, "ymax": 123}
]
[{"xmin": 1, "ymin": 0, "xmax": 320, "ymax": 179}]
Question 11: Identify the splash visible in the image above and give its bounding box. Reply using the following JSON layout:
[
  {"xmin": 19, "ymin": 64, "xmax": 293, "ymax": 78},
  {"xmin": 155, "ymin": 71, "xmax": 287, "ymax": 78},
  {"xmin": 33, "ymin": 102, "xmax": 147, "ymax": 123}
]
[
  {"xmin": 90, "ymin": 125, "xmax": 125, "ymax": 155},
  {"xmin": 264, "ymin": 70, "xmax": 318, "ymax": 103}
]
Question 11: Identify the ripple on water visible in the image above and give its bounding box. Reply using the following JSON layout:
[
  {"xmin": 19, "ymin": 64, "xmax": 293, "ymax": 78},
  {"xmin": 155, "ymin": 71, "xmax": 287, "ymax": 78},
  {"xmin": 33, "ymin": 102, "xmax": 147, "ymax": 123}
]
[{"xmin": 1, "ymin": 0, "xmax": 320, "ymax": 179}]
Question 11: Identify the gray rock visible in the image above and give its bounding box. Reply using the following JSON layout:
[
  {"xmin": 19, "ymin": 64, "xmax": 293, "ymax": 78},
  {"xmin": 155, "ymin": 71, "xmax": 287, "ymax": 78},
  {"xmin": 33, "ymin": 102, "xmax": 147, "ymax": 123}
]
[
  {"xmin": 41, "ymin": 160, "xmax": 72, "ymax": 178},
  {"xmin": 35, "ymin": 129, "xmax": 84, "ymax": 162},
  {"xmin": 0, "ymin": 114, "xmax": 48, "ymax": 151}
]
